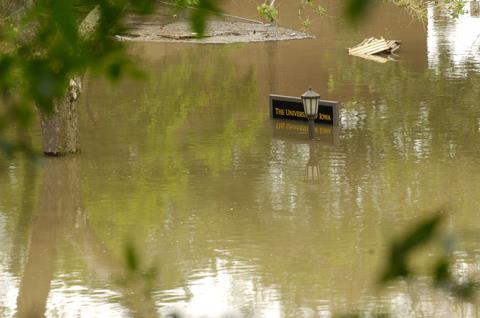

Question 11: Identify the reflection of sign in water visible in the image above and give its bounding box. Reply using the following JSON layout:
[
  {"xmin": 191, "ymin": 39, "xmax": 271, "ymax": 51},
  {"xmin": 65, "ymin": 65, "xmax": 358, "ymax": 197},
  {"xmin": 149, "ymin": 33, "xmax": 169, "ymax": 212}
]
[
  {"xmin": 270, "ymin": 94, "xmax": 340, "ymax": 126},
  {"xmin": 272, "ymin": 120, "xmax": 339, "ymax": 145}
]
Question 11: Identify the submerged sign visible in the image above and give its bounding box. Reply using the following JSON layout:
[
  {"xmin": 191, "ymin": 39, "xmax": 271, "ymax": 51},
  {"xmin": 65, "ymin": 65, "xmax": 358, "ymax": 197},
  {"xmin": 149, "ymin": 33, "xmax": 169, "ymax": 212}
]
[{"xmin": 270, "ymin": 94, "xmax": 339, "ymax": 126}]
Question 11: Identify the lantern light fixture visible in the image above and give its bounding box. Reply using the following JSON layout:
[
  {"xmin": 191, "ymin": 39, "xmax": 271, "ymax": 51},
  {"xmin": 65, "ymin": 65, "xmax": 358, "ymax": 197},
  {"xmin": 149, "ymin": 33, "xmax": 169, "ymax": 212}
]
[{"xmin": 301, "ymin": 87, "xmax": 321, "ymax": 139}]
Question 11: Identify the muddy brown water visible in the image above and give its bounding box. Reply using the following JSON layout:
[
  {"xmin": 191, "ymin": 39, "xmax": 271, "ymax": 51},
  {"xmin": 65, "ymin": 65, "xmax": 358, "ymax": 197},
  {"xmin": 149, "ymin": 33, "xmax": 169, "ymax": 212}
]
[{"xmin": 2, "ymin": 1, "xmax": 480, "ymax": 317}]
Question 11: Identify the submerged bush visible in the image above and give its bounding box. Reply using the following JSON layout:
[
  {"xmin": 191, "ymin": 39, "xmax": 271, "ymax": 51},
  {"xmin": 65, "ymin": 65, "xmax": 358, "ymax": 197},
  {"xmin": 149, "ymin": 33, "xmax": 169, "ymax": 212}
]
[{"xmin": 257, "ymin": 3, "xmax": 278, "ymax": 23}]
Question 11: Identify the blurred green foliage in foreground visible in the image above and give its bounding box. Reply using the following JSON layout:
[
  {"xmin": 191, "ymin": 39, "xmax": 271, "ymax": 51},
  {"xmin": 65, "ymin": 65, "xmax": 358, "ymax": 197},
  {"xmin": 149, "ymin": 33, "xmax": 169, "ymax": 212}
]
[
  {"xmin": 0, "ymin": 0, "xmax": 220, "ymax": 157},
  {"xmin": 380, "ymin": 212, "xmax": 478, "ymax": 301}
]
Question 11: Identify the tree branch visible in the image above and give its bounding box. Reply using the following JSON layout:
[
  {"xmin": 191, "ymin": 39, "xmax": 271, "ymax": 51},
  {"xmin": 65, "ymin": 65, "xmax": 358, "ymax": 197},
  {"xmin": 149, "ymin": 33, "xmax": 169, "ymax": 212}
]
[{"xmin": 79, "ymin": 5, "xmax": 101, "ymax": 39}]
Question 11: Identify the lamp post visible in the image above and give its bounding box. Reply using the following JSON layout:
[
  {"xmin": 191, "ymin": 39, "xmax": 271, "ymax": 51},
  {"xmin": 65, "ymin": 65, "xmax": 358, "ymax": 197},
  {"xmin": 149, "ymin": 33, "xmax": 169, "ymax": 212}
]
[{"xmin": 301, "ymin": 88, "xmax": 320, "ymax": 140}]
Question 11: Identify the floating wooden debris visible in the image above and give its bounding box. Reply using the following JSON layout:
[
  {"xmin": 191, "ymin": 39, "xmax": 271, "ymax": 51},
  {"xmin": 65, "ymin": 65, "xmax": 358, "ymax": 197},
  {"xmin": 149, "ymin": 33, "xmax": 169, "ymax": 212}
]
[{"xmin": 348, "ymin": 37, "xmax": 401, "ymax": 63}]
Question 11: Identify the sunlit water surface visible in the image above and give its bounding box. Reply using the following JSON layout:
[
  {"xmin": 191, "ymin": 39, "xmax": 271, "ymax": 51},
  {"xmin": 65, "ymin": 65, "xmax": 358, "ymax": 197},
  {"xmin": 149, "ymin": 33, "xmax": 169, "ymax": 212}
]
[{"xmin": 1, "ymin": 2, "xmax": 480, "ymax": 317}]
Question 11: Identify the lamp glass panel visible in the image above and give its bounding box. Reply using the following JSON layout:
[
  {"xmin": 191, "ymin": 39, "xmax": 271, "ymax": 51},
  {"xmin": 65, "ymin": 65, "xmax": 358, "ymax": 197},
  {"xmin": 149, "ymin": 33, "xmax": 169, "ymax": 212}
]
[
  {"xmin": 313, "ymin": 99, "xmax": 319, "ymax": 115},
  {"xmin": 307, "ymin": 99, "xmax": 314, "ymax": 116}
]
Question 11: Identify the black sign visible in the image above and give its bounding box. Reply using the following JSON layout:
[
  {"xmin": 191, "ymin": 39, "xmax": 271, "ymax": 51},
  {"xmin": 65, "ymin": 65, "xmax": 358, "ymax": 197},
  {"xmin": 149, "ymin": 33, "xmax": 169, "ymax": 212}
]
[{"xmin": 270, "ymin": 94, "xmax": 339, "ymax": 126}]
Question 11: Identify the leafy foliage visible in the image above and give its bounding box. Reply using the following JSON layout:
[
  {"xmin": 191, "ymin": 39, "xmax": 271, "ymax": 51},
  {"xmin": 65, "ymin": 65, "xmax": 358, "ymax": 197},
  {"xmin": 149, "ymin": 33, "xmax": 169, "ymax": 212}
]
[
  {"xmin": 345, "ymin": 0, "xmax": 372, "ymax": 23},
  {"xmin": 380, "ymin": 212, "xmax": 478, "ymax": 301},
  {"xmin": 188, "ymin": 0, "xmax": 220, "ymax": 37},
  {"xmin": 344, "ymin": 0, "xmax": 467, "ymax": 22},
  {"xmin": 0, "ymin": 0, "xmax": 219, "ymax": 157},
  {"xmin": 297, "ymin": 0, "xmax": 326, "ymax": 30},
  {"xmin": 257, "ymin": 2, "xmax": 279, "ymax": 23},
  {"xmin": 380, "ymin": 213, "xmax": 444, "ymax": 282},
  {"xmin": 444, "ymin": 0, "xmax": 466, "ymax": 18},
  {"xmin": 119, "ymin": 241, "xmax": 158, "ymax": 295},
  {"xmin": 260, "ymin": 0, "xmax": 468, "ymax": 28}
]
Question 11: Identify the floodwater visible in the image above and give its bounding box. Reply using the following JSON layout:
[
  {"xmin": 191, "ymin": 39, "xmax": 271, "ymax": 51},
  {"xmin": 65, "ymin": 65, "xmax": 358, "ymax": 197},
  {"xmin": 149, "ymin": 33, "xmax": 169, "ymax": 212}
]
[{"xmin": 2, "ymin": 1, "xmax": 480, "ymax": 317}]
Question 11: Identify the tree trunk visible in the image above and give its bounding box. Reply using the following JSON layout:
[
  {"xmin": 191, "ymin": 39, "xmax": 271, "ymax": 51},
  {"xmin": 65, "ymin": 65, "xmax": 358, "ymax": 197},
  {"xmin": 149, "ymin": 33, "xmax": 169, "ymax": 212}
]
[
  {"xmin": 40, "ymin": 78, "xmax": 82, "ymax": 155},
  {"xmin": 40, "ymin": 6, "xmax": 100, "ymax": 156}
]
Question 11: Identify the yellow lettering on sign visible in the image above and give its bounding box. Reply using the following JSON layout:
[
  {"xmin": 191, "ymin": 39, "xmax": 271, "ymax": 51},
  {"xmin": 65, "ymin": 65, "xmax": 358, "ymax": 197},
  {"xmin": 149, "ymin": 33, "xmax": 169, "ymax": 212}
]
[
  {"xmin": 286, "ymin": 109, "xmax": 306, "ymax": 118},
  {"xmin": 274, "ymin": 105, "xmax": 333, "ymax": 122}
]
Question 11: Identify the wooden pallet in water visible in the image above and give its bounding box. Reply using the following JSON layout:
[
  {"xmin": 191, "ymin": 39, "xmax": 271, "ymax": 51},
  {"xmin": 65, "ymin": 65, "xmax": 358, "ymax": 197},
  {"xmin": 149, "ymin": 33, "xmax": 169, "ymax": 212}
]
[{"xmin": 348, "ymin": 37, "xmax": 401, "ymax": 62}]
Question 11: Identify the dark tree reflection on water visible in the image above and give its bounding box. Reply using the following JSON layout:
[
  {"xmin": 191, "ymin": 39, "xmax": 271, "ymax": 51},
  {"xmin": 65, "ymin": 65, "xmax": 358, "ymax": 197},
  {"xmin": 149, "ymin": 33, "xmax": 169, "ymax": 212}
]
[{"xmin": 14, "ymin": 158, "xmax": 158, "ymax": 317}]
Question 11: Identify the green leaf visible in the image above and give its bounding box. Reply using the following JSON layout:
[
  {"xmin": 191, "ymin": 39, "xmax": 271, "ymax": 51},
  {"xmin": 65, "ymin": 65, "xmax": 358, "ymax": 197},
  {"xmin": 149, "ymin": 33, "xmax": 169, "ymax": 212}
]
[
  {"xmin": 129, "ymin": 0, "xmax": 155, "ymax": 14},
  {"xmin": 189, "ymin": 0, "xmax": 220, "ymax": 38},
  {"xmin": 257, "ymin": 3, "xmax": 278, "ymax": 23},
  {"xmin": 345, "ymin": 0, "xmax": 372, "ymax": 24},
  {"xmin": 401, "ymin": 214, "xmax": 443, "ymax": 251},
  {"xmin": 124, "ymin": 242, "xmax": 139, "ymax": 272},
  {"xmin": 433, "ymin": 258, "xmax": 450, "ymax": 285},
  {"xmin": 380, "ymin": 213, "xmax": 444, "ymax": 283},
  {"xmin": 13, "ymin": 105, "xmax": 33, "ymax": 127},
  {"xmin": 107, "ymin": 61, "xmax": 123, "ymax": 80},
  {"xmin": 0, "ymin": 56, "xmax": 14, "ymax": 90},
  {"xmin": 53, "ymin": 0, "xmax": 79, "ymax": 44},
  {"xmin": 0, "ymin": 56, "xmax": 13, "ymax": 76}
]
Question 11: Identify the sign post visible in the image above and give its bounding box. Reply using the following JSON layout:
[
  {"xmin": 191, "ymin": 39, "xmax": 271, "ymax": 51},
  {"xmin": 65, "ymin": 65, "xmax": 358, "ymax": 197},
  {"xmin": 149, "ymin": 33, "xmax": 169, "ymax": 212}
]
[{"xmin": 270, "ymin": 94, "xmax": 339, "ymax": 126}]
